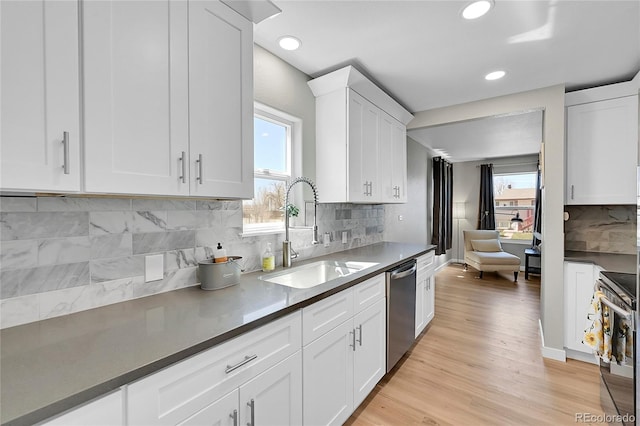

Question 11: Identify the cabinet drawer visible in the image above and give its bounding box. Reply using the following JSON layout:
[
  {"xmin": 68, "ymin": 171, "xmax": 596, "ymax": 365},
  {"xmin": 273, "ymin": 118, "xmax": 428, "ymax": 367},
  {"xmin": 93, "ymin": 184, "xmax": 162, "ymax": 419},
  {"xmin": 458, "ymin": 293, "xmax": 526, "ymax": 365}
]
[
  {"xmin": 353, "ymin": 274, "xmax": 385, "ymax": 314},
  {"xmin": 303, "ymin": 289, "xmax": 354, "ymax": 346},
  {"xmin": 128, "ymin": 311, "xmax": 301, "ymax": 425},
  {"xmin": 417, "ymin": 252, "xmax": 435, "ymax": 270}
]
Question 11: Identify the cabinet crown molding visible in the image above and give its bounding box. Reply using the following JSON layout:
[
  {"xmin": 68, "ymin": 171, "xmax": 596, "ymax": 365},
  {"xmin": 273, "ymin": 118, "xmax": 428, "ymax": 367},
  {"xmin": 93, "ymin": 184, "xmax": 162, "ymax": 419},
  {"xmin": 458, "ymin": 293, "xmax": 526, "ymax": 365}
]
[{"xmin": 308, "ymin": 65, "xmax": 414, "ymax": 125}]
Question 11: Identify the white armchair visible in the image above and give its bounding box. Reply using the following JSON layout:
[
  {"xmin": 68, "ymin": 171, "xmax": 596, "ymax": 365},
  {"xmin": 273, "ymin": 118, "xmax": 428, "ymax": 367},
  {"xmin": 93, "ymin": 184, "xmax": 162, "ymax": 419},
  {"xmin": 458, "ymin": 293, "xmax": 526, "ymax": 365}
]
[{"xmin": 463, "ymin": 230, "xmax": 521, "ymax": 282}]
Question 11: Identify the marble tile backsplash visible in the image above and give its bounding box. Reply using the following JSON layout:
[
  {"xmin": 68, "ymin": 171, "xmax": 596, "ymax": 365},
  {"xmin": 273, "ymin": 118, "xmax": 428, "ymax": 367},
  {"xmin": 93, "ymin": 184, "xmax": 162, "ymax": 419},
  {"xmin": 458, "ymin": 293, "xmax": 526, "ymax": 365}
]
[
  {"xmin": 0, "ymin": 196, "xmax": 384, "ymax": 329},
  {"xmin": 564, "ymin": 205, "xmax": 636, "ymax": 254}
]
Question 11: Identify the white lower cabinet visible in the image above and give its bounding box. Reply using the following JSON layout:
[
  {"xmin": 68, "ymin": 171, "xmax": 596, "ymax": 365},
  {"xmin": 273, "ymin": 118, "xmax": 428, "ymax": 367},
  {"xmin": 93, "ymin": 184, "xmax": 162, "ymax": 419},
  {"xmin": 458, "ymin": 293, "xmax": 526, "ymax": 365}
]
[
  {"xmin": 42, "ymin": 390, "xmax": 124, "ymax": 426},
  {"xmin": 127, "ymin": 311, "xmax": 301, "ymax": 425},
  {"xmin": 178, "ymin": 351, "xmax": 302, "ymax": 426},
  {"xmin": 415, "ymin": 252, "xmax": 435, "ymax": 337},
  {"xmin": 352, "ymin": 299, "xmax": 386, "ymax": 408},
  {"xmin": 564, "ymin": 261, "xmax": 599, "ymax": 358},
  {"xmin": 302, "ymin": 275, "xmax": 386, "ymax": 426},
  {"xmin": 303, "ymin": 319, "xmax": 355, "ymax": 426}
]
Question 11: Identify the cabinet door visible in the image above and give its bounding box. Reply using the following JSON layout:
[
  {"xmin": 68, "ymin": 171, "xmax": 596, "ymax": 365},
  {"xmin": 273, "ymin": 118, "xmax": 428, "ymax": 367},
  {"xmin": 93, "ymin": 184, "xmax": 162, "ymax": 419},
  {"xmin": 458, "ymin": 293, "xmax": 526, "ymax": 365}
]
[
  {"xmin": 424, "ymin": 274, "xmax": 435, "ymax": 326},
  {"xmin": 83, "ymin": 0, "xmax": 190, "ymax": 196},
  {"xmin": 1, "ymin": 0, "xmax": 81, "ymax": 192},
  {"xmin": 378, "ymin": 112, "xmax": 407, "ymax": 203},
  {"xmin": 353, "ymin": 299, "xmax": 386, "ymax": 408},
  {"xmin": 348, "ymin": 90, "xmax": 379, "ymax": 202},
  {"xmin": 189, "ymin": 0, "xmax": 253, "ymax": 198},
  {"xmin": 566, "ymin": 95, "xmax": 638, "ymax": 204},
  {"xmin": 178, "ymin": 389, "xmax": 239, "ymax": 426},
  {"xmin": 390, "ymin": 118, "xmax": 408, "ymax": 203},
  {"xmin": 239, "ymin": 352, "xmax": 302, "ymax": 426},
  {"xmin": 42, "ymin": 390, "xmax": 123, "ymax": 426},
  {"xmin": 303, "ymin": 320, "xmax": 354, "ymax": 426},
  {"xmin": 414, "ymin": 271, "xmax": 425, "ymax": 338},
  {"xmin": 564, "ymin": 262, "xmax": 595, "ymax": 352}
]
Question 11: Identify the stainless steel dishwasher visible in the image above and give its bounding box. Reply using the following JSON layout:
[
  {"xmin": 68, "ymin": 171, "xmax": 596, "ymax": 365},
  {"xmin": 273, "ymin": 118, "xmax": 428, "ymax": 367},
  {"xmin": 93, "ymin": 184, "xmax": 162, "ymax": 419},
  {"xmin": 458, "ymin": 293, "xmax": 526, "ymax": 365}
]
[{"xmin": 386, "ymin": 259, "xmax": 417, "ymax": 372}]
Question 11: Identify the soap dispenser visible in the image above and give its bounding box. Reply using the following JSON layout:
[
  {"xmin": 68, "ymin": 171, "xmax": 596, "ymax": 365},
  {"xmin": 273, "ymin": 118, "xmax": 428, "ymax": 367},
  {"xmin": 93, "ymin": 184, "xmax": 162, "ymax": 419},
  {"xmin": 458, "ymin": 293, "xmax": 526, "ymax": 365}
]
[
  {"xmin": 213, "ymin": 242, "xmax": 228, "ymax": 263},
  {"xmin": 262, "ymin": 242, "xmax": 275, "ymax": 272}
]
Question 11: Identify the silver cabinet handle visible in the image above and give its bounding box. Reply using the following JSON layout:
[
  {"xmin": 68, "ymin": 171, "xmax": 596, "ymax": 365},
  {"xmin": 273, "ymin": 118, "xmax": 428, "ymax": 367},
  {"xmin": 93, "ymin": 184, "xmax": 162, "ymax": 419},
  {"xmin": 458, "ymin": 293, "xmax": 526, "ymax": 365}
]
[
  {"xmin": 363, "ymin": 182, "xmax": 368, "ymax": 195},
  {"xmin": 246, "ymin": 399, "xmax": 255, "ymax": 426},
  {"xmin": 356, "ymin": 324, "xmax": 362, "ymax": 346},
  {"xmin": 196, "ymin": 154, "xmax": 203, "ymax": 184},
  {"xmin": 369, "ymin": 182, "xmax": 373, "ymax": 196},
  {"xmin": 225, "ymin": 354, "xmax": 257, "ymax": 374},
  {"xmin": 230, "ymin": 409, "xmax": 238, "ymax": 426},
  {"xmin": 350, "ymin": 329, "xmax": 356, "ymax": 351},
  {"xmin": 61, "ymin": 131, "xmax": 70, "ymax": 174},
  {"xmin": 179, "ymin": 151, "xmax": 186, "ymax": 183},
  {"xmin": 571, "ymin": 184, "xmax": 574, "ymax": 200}
]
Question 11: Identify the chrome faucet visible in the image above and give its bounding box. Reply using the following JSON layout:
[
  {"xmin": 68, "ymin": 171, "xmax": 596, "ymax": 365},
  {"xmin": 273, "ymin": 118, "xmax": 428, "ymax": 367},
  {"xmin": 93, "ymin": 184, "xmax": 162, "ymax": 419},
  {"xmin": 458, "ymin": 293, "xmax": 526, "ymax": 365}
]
[{"xmin": 283, "ymin": 177, "xmax": 319, "ymax": 268}]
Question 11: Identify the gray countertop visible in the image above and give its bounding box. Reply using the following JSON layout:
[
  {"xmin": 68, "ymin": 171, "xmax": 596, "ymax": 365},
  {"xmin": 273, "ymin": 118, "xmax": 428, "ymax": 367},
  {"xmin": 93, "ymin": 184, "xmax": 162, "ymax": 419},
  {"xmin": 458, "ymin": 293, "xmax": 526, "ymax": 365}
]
[
  {"xmin": 564, "ymin": 250, "xmax": 637, "ymax": 274},
  {"xmin": 1, "ymin": 242, "xmax": 434, "ymax": 425}
]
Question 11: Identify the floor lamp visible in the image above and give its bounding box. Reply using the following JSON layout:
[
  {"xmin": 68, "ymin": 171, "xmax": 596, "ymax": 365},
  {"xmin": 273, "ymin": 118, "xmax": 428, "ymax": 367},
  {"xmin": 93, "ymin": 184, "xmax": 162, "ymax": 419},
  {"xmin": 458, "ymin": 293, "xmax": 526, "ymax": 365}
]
[{"xmin": 453, "ymin": 202, "xmax": 466, "ymax": 264}]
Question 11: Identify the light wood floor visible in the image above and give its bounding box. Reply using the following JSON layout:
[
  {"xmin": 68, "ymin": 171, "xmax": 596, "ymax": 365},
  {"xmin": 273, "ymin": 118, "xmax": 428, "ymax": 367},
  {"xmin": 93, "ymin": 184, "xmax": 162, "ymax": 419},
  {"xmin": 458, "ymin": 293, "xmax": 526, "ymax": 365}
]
[{"xmin": 346, "ymin": 264, "xmax": 607, "ymax": 426}]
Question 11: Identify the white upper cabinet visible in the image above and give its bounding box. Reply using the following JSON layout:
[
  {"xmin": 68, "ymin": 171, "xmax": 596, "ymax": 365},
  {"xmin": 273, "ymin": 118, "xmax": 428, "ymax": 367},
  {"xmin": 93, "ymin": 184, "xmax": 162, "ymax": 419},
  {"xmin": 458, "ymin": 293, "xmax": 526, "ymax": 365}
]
[
  {"xmin": 83, "ymin": 0, "xmax": 190, "ymax": 196},
  {"xmin": 189, "ymin": 0, "xmax": 254, "ymax": 198},
  {"xmin": 348, "ymin": 91, "xmax": 380, "ymax": 202},
  {"xmin": 379, "ymin": 110, "xmax": 407, "ymax": 203},
  {"xmin": 309, "ymin": 66, "xmax": 413, "ymax": 204},
  {"xmin": 565, "ymin": 83, "xmax": 639, "ymax": 205},
  {"xmin": 1, "ymin": 0, "xmax": 81, "ymax": 192}
]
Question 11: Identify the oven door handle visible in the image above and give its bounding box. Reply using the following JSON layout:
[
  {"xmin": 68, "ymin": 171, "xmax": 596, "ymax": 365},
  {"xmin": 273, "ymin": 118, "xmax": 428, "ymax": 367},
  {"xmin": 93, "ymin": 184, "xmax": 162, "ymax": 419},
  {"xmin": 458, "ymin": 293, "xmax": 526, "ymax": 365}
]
[{"xmin": 600, "ymin": 296, "xmax": 634, "ymax": 320}]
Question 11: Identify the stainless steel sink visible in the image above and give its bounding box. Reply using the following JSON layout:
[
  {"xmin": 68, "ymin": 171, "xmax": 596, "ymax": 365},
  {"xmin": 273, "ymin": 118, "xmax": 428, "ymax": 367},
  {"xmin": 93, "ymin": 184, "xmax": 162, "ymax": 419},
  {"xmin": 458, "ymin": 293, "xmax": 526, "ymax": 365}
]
[{"xmin": 259, "ymin": 260, "xmax": 378, "ymax": 289}]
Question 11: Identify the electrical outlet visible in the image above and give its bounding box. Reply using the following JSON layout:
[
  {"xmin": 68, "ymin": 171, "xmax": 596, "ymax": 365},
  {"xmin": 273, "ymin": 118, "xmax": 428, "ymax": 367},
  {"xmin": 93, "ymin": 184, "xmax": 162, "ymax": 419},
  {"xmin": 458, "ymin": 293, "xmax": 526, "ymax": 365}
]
[
  {"xmin": 323, "ymin": 232, "xmax": 330, "ymax": 248},
  {"xmin": 342, "ymin": 231, "xmax": 348, "ymax": 244},
  {"xmin": 398, "ymin": 215, "xmax": 404, "ymax": 221},
  {"xmin": 145, "ymin": 254, "xmax": 164, "ymax": 282}
]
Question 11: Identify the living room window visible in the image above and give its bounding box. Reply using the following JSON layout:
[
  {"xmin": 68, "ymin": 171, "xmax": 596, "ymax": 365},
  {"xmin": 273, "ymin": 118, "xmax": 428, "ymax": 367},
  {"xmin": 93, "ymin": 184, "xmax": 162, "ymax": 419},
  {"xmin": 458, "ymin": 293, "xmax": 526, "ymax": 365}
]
[
  {"xmin": 242, "ymin": 104, "xmax": 301, "ymax": 235},
  {"xmin": 493, "ymin": 172, "xmax": 536, "ymax": 241}
]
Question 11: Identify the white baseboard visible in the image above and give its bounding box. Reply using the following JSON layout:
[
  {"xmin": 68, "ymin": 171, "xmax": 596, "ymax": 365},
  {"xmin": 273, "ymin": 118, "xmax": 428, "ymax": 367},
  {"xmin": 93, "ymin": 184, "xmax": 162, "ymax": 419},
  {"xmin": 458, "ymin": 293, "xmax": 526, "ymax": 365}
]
[
  {"xmin": 538, "ymin": 319, "xmax": 567, "ymax": 362},
  {"xmin": 565, "ymin": 348, "xmax": 599, "ymax": 365},
  {"xmin": 435, "ymin": 258, "xmax": 454, "ymax": 272}
]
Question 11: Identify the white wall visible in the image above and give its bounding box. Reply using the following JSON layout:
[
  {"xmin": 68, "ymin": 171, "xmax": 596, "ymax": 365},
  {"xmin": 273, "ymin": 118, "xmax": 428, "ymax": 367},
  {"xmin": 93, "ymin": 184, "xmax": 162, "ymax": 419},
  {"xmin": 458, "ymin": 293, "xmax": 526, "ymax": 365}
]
[{"xmin": 409, "ymin": 85, "xmax": 566, "ymax": 357}]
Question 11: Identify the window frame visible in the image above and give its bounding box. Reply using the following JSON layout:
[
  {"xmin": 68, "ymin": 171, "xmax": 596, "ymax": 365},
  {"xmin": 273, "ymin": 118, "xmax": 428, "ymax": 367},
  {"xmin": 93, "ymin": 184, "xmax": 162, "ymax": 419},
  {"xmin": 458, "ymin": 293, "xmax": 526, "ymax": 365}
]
[
  {"xmin": 493, "ymin": 170, "xmax": 537, "ymax": 244},
  {"xmin": 242, "ymin": 103, "xmax": 301, "ymax": 236}
]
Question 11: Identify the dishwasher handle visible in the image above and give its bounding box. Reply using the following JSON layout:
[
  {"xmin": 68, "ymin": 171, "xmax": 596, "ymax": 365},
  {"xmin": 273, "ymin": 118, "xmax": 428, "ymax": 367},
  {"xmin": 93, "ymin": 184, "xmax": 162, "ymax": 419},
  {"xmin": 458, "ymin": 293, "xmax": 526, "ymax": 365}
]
[{"xmin": 389, "ymin": 262, "xmax": 417, "ymax": 280}]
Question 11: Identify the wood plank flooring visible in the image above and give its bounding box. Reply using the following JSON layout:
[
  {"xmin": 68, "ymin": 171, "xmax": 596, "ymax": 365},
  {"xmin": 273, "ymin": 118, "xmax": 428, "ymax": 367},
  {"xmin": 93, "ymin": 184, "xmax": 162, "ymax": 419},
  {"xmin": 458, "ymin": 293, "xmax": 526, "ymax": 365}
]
[{"xmin": 346, "ymin": 264, "xmax": 607, "ymax": 425}]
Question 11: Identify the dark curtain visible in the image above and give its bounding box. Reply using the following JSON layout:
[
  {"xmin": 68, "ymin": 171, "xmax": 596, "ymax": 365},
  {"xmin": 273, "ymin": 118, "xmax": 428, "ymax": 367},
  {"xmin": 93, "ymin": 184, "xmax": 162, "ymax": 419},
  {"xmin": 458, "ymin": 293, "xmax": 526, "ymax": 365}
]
[
  {"xmin": 532, "ymin": 163, "xmax": 542, "ymax": 247},
  {"xmin": 477, "ymin": 164, "xmax": 496, "ymax": 230},
  {"xmin": 432, "ymin": 157, "xmax": 453, "ymax": 255}
]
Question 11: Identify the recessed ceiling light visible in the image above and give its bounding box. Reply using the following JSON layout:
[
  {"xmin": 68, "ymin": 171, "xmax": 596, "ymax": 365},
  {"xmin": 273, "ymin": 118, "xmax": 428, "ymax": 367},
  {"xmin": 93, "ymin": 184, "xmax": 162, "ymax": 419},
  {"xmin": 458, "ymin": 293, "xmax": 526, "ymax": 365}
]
[
  {"xmin": 462, "ymin": 0, "xmax": 494, "ymax": 20},
  {"xmin": 278, "ymin": 36, "xmax": 301, "ymax": 51},
  {"xmin": 485, "ymin": 70, "xmax": 506, "ymax": 81}
]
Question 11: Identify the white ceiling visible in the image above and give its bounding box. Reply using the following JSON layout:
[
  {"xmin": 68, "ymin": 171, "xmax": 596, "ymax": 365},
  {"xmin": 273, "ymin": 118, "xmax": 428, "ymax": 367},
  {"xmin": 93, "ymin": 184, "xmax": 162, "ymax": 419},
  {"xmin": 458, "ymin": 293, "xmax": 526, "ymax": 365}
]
[
  {"xmin": 407, "ymin": 109, "xmax": 543, "ymax": 162},
  {"xmin": 254, "ymin": 0, "xmax": 639, "ymax": 162},
  {"xmin": 254, "ymin": 0, "xmax": 640, "ymax": 113}
]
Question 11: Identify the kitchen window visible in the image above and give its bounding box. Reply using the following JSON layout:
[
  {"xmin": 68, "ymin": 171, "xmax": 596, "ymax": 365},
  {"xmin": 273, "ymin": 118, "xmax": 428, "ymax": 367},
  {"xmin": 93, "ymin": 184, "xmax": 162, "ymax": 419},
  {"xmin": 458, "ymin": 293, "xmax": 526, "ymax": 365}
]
[
  {"xmin": 493, "ymin": 171, "xmax": 536, "ymax": 241},
  {"xmin": 242, "ymin": 104, "xmax": 301, "ymax": 235}
]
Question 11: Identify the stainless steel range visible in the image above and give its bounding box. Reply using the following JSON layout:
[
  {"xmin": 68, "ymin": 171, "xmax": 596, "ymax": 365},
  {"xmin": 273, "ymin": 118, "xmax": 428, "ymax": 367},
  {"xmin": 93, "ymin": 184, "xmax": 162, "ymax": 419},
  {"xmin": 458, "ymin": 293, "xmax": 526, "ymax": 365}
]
[{"xmin": 598, "ymin": 271, "xmax": 636, "ymax": 425}]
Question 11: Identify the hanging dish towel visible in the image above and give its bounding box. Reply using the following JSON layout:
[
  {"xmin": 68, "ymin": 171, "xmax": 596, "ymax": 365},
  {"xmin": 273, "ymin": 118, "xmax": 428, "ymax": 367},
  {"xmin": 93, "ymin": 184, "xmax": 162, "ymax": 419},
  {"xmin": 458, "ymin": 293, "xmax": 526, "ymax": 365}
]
[
  {"xmin": 583, "ymin": 290, "xmax": 613, "ymax": 362},
  {"xmin": 614, "ymin": 315, "xmax": 633, "ymax": 364}
]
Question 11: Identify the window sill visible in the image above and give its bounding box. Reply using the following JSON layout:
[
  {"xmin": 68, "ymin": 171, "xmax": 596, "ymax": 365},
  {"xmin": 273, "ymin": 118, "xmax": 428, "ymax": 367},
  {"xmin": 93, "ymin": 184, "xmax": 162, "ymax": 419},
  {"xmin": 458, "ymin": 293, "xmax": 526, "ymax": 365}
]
[{"xmin": 240, "ymin": 228, "xmax": 285, "ymax": 238}]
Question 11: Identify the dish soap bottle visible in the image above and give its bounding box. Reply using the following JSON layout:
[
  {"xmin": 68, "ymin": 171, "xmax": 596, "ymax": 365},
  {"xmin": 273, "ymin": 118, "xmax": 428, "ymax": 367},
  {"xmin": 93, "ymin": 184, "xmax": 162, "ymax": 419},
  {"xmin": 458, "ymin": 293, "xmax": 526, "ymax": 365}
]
[
  {"xmin": 213, "ymin": 242, "xmax": 228, "ymax": 263},
  {"xmin": 262, "ymin": 243, "xmax": 275, "ymax": 272}
]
